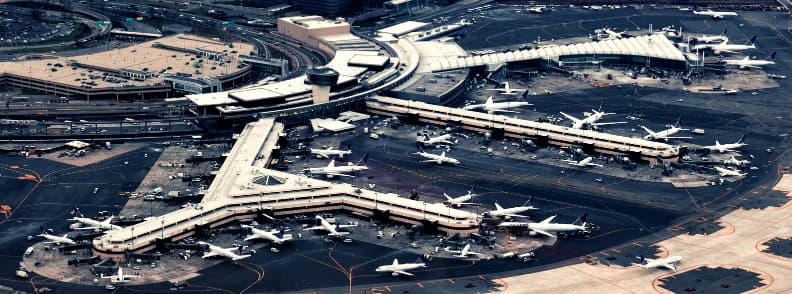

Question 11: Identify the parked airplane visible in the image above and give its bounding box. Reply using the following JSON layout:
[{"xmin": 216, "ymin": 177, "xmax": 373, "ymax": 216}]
[
  {"xmin": 415, "ymin": 145, "xmax": 460, "ymax": 165},
  {"xmin": 594, "ymin": 27, "xmax": 629, "ymax": 40},
  {"xmin": 724, "ymin": 52, "xmax": 776, "ymax": 69},
  {"xmin": 69, "ymin": 206, "xmax": 121, "ymax": 231},
  {"xmin": 486, "ymin": 82, "xmax": 525, "ymax": 95},
  {"xmin": 641, "ymin": 117, "xmax": 691, "ymax": 141},
  {"xmin": 38, "ymin": 227, "xmax": 76, "ymax": 245},
  {"xmin": 714, "ymin": 166, "xmax": 747, "ymax": 177},
  {"xmin": 241, "ymin": 225, "xmax": 292, "ymax": 244},
  {"xmin": 311, "ymin": 144, "xmax": 352, "ymax": 159},
  {"xmin": 445, "ymin": 244, "xmax": 484, "ymax": 258},
  {"xmin": 485, "ymin": 197, "xmax": 537, "ymax": 218},
  {"xmin": 304, "ymin": 154, "xmax": 369, "ymax": 178},
  {"xmin": 559, "ymin": 100, "xmax": 625, "ymax": 129},
  {"xmin": 696, "ymin": 29, "xmax": 728, "ymax": 43},
  {"xmin": 463, "ymin": 96, "xmax": 532, "ymax": 114},
  {"xmin": 443, "ymin": 184, "xmax": 479, "ymax": 207},
  {"xmin": 375, "ymin": 258, "xmax": 427, "ymax": 276},
  {"xmin": 498, "ymin": 213, "xmax": 589, "ymax": 238},
  {"xmin": 563, "ymin": 156, "xmax": 603, "ymax": 168},
  {"xmin": 723, "ymin": 156, "xmax": 750, "ymax": 167},
  {"xmin": 304, "ymin": 215, "xmax": 358, "ymax": 237},
  {"xmin": 197, "ymin": 241, "xmax": 251, "ymax": 261},
  {"xmin": 525, "ymin": 6, "xmax": 546, "ymax": 13},
  {"xmin": 637, "ymin": 255, "xmax": 683, "ymax": 272},
  {"xmin": 417, "ymin": 133, "xmax": 454, "ymax": 146},
  {"xmin": 101, "ymin": 267, "xmax": 140, "ymax": 284},
  {"xmin": 692, "ymin": 8, "xmax": 738, "ymax": 19},
  {"xmin": 693, "ymin": 36, "xmax": 756, "ymax": 54},
  {"xmin": 703, "ymin": 134, "xmax": 747, "ymax": 153}
]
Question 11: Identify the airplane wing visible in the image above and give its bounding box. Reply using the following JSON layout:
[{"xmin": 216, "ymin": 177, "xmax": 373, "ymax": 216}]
[
  {"xmin": 232, "ymin": 254, "xmax": 252, "ymax": 261},
  {"xmin": 559, "ymin": 112, "xmax": 580, "ymax": 123},
  {"xmin": 718, "ymin": 50, "xmax": 738, "ymax": 54},
  {"xmin": 337, "ymin": 224, "xmax": 358, "ymax": 228},
  {"xmin": 73, "ymin": 226, "xmax": 100, "ymax": 230},
  {"xmin": 639, "ymin": 126, "xmax": 656, "ymax": 136},
  {"xmin": 587, "ymin": 163, "xmax": 604, "ymax": 167},
  {"xmin": 504, "ymin": 213, "xmax": 529, "ymax": 218},
  {"xmin": 421, "ymin": 159, "xmax": 441, "ymax": 164},
  {"xmin": 663, "ymin": 136, "xmax": 693, "ymax": 140},
  {"xmin": 591, "ymin": 122, "xmax": 627, "ymax": 126},
  {"xmin": 326, "ymin": 173, "xmax": 354, "ymax": 178},
  {"xmin": 540, "ymin": 215, "xmax": 557, "ymax": 224},
  {"xmin": 661, "ymin": 263, "xmax": 677, "ymax": 272},
  {"xmin": 303, "ymin": 226, "xmax": 324, "ymax": 231},
  {"xmin": 532, "ymin": 229, "xmax": 556, "ymax": 238},
  {"xmin": 395, "ymin": 270, "xmax": 414, "ymax": 276}
]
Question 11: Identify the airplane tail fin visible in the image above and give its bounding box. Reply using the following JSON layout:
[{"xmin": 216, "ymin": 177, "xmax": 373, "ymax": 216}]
[
  {"xmin": 736, "ymin": 134, "xmax": 746, "ymax": 144},
  {"xmin": 521, "ymin": 89, "xmax": 529, "ymax": 100},
  {"xmin": 277, "ymin": 228, "xmax": 285, "ymax": 239},
  {"xmin": 469, "ymin": 184, "xmax": 477, "ymax": 194},
  {"xmin": 673, "ymin": 116, "xmax": 682, "ymax": 128},
  {"xmin": 638, "ymin": 255, "xmax": 646, "ymax": 265},
  {"xmin": 525, "ymin": 195, "xmax": 535, "ymax": 206},
  {"xmin": 767, "ymin": 51, "xmax": 776, "ymax": 61},
  {"xmin": 494, "ymin": 202, "xmax": 504, "ymax": 211},
  {"xmin": 71, "ymin": 205, "xmax": 83, "ymax": 218},
  {"xmin": 573, "ymin": 212, "xmax": 588, "ymax": 226},
  {"xmin": 597, "ymin": 100, "xmax": 605, "ymax": 112},
  {"xmin": 357, "ymin": 154, "xmax": 369, "ymax": 166},
  {"xmin": 393, "ymin": 258, "xmax": 399, "ymax": 266},
  {"xmin": 747, "ymin": 35, "xmax": 757, "ymax": 45}
]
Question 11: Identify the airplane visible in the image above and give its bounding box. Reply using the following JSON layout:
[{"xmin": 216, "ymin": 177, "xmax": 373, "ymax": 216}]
[
  {"xmin": 417, "ymin": 133, "xmax": 455, "ymax": 146},
  {"xmin": 414, "ymin": 145, "xmax": 460, "ymax": 165},
  {"xmin": 197, "ymin": 241, "xmax": 251, "ymax": 261},
  {"xmin": 563, "ymin": 156, "xmax": 603, "ymax": 168},
  {"xmin": 303, "ymin": 215, "xmax": 357, "ymax": 237},
  {"xmin": 375, "ymin": 258, "xmax": 427, "ymax": 276},
  {"xmin": 310, "ymin": 144, "xmax": 352, "ymax": 159},
  {"xmin": 485, "ymin": 82, "xmax": 525, "ymax": 95},
  {"xmin": 702, "ymin": 134, "xmax": 747, "ymax": 153},
  {"xmin": 693, "ymin": 36, "xmax": 756, "ymax": 55},
  {"xmin": 640, "ymin": 117, "xmax": 691, "ymax": 141},
  {"xmin": 485, "ymin": 197, "xmax": 537, "ymax": 219},
  {"xmin": 692, "ymin": 8, "xmax": 738, "ymax": 19},
  {"xmin": 444, "ymin": 244, "xmax": 484, "ymax": 258},
  {"xmin": 443, "ymin": 184, "xmax": 479, "ymax": 207},
  {"xmin": 525, "ymin": 6, "xmax": 546, "ymax": 13},
  {"xmin": 559, "ymin": 100, "xmax": 625, "ymax": 129},
  {"xmin": 696, "ymin": 29, "xmax": 728, "ymax": 43},
  {"xmin": 637, "ymin": 255, "xmax": 683, "ymax": 272},
  {"xmin": 241, "ymin": 224, "xmax": 292, "ymax": 244},
  {"xmin": 594, "ymin": 27, "xmax": 630, "ymax": 40},
  {"xmin": 101, "ymin": 267, "xmax": 140, "ymax": 284},
  {"xmin": 498, "ymin": 213, "xmax": 589, "ymax": 238},
  {"xmin": 714, "ymin": 166, "xmax": 747, "ymax": 177},
  {"xmin": 37, "ymin": 227, "xmax": 76, "ymax": 245},
  {"xmin": 69, "ymin": 206, "xmax": 122, "ymax": 231},
  {"xmin": 723, "ymin": 52, "xmax": 776, "ymax": 69},
  {"xmin": 723, "ymin": 156, "xmax": 750, "ymax": 167},
  {"xmin": 463, "ymin": 96, "xmax": 532, "ymax": 114},
  {"xmin": 304, "ymin": 154, "xmax": 369, "ymax": 178}
]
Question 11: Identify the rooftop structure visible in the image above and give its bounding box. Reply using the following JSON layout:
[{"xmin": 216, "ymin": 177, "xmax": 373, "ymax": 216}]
[
  {"xmin": 377, "ymin": 21, "xmax": 430, "ymax": 37},
  {"xmin": 429, "ymin": 34, "xmax": 687, "ymax": 72},
  {"xmin": 366, "ymin": 96, "xmax": 679, "ymax": 164}
]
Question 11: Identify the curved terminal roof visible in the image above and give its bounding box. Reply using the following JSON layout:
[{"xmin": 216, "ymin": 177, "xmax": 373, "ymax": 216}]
[{"xmin": 429, "ymin": 34, "xmax": 686, "ymax": 72}]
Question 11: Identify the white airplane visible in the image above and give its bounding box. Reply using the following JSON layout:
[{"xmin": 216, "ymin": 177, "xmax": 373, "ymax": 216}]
[
  {"xmin": 69, "ymin": 206, "xmax": 122, "ymax": 231},
  {"xmin": 693, "ymin": 36, "xmax": 756, "ymax": 54},
  {"xmin": 241, "ymin": 225, "xmax": 292, "ymax": 244},
  {"xmin": 417, "ymin": 133, "xmax": 454, "ymax": 146},
  {"xmin": 485, "ymin": 82, "xmax": 525, "ymax": 95},
  {"xmin": 463, "ymin": 96, "xmax": 532, "ymax": 114},
  {"xmin": 714, "ymin": 166, "xmax": 747, "ymax": 177},
  {"xmin": 563, "ymin": 156, "xmax": 603, "ymax": 168},
  {"xmin": 498, "ymin": 213, "xmax": 589, "ymax": 238},
  {"xmin": 723, "ymin": 156, "xmax": 750, "ymax": 167},
  {"xmin": 692, "ymin": 8, "xmax": 738, "ymax": 19},
  {"xmin": 37, "ymin": 227, "xmax": 76, "ymax": 245},
  {"xmin": 559, "ymin": 100, "xmax": 625, "ymax": 129},
  {"xmin": 101, "ymin": 267, "xmax": 140, "ymax": 284},
  {"xmin": 703, "ymin": 134, "xmax": 747, "ymax": 153},
  {"xmin": 414, "ymin": 145, "xmax": 460, "ymax": 165},
  {"xmin": 310, "ymin": 144, "xmax": 352, "ymax": 159},
  {"xmin": 444, "ymin": 244, "xmax": 484, "ymax": 258},
  {"xmin": 525, "ymin": 6, "xmax": 546, "ymax": 13},
  {"xmin": 443, "ymin": 184, "xmax": 479, "ymax": 208},
  {"xmin": 485, "ymin": 197, "xmax": 537, "ymax": 219},
  {"xmin": 724, "ymin": 52, "xmax": 776, "ymax": 69},
  {"xmin": 375, "ymin": 258, "xmax": 427, "ymax": 276},
  {"xmin": 696, "ymin": 29, "xmax": 728, "ymax": 43},
  {"xmin": 637, "ymin": 255, "xmax": 683, "ymax": 272},
  {"xmin": 304, "ymin": 215, "xmax": 357, "ymax": 237},
  {"xmin": 641, "ymin": 117, "xmax": 691, "ymax": 141},
  {"xmin": 197, "ymin": 241, "xmax": 251, "ymax": 261},
  {"xmin": 594, "ymin": 27, "xmax": 629, "ymax": 40},
  {"xmin": 304, "ymin": 154, "xmax": 369, "ymax": 178}
]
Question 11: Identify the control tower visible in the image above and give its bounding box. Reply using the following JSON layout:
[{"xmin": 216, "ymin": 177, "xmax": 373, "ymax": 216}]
[{"xmin": 305, "ymin": 67, "xmax": 339, "ymax": 104}]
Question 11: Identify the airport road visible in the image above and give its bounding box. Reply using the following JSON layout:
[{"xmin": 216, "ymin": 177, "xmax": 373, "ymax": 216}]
[{"xmin": 0, "ymin": 146, "xmax": 160, "ymax": 293}]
